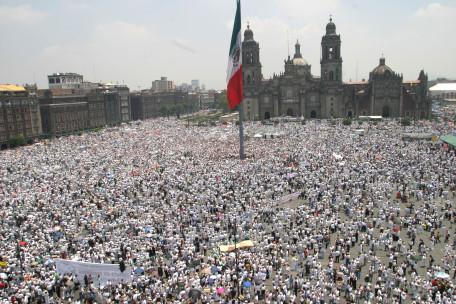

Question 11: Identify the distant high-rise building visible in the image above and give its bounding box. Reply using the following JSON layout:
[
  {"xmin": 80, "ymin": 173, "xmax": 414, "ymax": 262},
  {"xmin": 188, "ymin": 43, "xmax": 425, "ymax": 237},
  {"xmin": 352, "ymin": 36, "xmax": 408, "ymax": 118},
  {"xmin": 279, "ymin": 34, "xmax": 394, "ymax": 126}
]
[
  {"xmin": 177, "ymin": 83, "xmax": 190, "ymax": 92},
  {"xmin": 191, "ymin": 80, "xmax": 200, "ymax": 91},
  {"xmin": 152, "ymin": 77, "xmax": 175, "ymax": 93}
]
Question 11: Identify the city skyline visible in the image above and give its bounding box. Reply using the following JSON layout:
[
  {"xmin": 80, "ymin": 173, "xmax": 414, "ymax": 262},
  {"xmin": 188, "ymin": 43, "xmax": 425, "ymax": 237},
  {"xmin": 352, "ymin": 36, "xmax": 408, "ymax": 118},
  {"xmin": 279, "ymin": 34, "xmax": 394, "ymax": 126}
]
[{"xmin": 0, "ymin": 0, "xmax": 455, "ymax": 90}]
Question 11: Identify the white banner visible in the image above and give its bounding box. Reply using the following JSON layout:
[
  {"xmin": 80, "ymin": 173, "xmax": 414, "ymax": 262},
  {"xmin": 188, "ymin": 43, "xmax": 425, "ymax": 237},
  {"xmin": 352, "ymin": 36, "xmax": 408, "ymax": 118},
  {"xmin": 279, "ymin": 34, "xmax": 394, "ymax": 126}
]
[
  {"xmin": 55, "ymin": 259, "xmax": 132, "ymax": 286},
  {"xmin": 279, "ymin": 192, "xmax": 301, "ymax": 204}
]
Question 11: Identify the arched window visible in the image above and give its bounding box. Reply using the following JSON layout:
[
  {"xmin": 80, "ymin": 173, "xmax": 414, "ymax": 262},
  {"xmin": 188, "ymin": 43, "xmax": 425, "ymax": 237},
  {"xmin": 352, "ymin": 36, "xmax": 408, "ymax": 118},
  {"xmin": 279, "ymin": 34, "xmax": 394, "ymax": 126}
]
[
  {"xmin": 310, "ymin": 110, "xmax": 317, "ymax": 118},
  {"xmin": 264, "ymin": 112, "xmax": 271, "ymax": 120},
  {"xmin": 247, "ymin": 75, "xmax": 251, "ymax": 84},
  {"xmin": 329, "ymin": 71, "xmax": 334, "ymax": 81},
  {"xmin": 335, "ymin": 69, "xmax": 339, "ymax": 81}
]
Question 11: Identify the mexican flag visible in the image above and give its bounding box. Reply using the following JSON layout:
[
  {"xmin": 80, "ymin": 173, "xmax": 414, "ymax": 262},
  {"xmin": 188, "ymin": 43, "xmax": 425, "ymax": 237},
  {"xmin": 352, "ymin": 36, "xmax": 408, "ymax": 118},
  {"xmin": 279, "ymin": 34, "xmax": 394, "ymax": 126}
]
[{"xmin": 226, "ymin": 0, "xmax": 243, "ymax": 110}]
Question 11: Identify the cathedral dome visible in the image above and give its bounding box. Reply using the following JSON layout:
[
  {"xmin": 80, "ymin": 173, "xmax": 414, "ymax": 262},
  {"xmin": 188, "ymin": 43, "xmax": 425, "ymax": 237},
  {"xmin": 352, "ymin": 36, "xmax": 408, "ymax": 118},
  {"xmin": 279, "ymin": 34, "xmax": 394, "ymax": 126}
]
[
  {"xmin": 372, "ymin": 57, "xmax": 394, "ymax": 76},
  {"xmin": 244, "ymin": 25, "xmax": 254, "ymax": 41},
  {"xmin": 326, "ymin": 17, "xmax": 336, "ymax": 35},
  {"xmin": 292, "ymin": 57, "xmax": 308, "ymax": 66}
]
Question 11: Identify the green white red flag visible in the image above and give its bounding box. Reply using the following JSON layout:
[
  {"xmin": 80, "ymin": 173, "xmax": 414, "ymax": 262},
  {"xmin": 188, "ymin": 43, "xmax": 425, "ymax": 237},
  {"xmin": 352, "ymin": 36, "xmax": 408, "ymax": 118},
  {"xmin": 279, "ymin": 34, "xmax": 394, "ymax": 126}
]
[{"xmin": 226, "ymin": 0, "xmax": 243, "ymax": 110}]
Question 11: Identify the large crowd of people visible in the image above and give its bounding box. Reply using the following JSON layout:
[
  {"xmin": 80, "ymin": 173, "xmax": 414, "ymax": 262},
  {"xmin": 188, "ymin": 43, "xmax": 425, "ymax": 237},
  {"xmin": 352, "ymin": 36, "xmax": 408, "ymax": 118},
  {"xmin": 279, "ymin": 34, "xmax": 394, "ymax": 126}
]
[{"xmin": 0, "ymin": 118, "xmax": 455, "ymax": 303}]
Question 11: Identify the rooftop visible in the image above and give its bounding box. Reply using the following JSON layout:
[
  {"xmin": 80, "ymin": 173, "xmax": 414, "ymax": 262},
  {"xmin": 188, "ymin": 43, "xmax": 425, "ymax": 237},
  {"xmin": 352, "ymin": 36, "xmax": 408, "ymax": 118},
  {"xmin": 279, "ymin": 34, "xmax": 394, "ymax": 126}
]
[
  {"xmin": 48, "ymin": 73, "xmax": 83, "ymax": 77},
  {"xmin": 403, "ymin": 80, "xmax": 421, "ymax": 85},
  {"xmin": 0, "ymin": 84, "xmax": 26, "ymax": 92},
  {"xmin": 429, "ymin": 83, "xmax": 456, "ymax": 91},
  {"xmin": 345, "ymin": 81, "xmax": 368, "ymax": 85}
]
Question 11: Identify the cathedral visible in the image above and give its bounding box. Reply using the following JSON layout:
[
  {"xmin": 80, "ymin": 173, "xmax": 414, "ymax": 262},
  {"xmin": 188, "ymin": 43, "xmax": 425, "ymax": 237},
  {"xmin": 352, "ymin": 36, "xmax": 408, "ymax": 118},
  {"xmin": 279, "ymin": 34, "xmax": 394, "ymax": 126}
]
[{"xmin": 241, "ymin": 18, "xmax": 430, "ymax": 120}]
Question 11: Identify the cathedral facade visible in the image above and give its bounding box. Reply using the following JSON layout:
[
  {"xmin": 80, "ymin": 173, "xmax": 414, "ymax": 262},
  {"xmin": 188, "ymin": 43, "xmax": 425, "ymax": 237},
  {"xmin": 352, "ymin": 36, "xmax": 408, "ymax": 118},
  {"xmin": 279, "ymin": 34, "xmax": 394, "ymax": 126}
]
[{"xmin": 242, "ymin": 18, "xmax": 430, "ymax": 120}]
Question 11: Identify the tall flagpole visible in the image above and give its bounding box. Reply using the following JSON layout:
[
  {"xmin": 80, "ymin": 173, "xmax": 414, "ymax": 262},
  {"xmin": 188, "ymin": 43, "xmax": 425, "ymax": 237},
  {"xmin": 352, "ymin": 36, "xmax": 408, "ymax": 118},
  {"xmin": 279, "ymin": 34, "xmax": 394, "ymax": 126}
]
[
  {"xmin": 238, "ymin": 0, "xmax": 245, "ymax": 160},
  {"xmin": 227, "ymin": 0, "xmax": 245, "ymax": 160}
]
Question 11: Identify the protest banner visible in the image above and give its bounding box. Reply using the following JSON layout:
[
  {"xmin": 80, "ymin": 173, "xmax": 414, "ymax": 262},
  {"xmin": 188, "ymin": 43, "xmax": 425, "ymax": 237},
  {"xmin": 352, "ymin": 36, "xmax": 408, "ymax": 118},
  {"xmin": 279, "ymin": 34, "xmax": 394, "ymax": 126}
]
[{"xmin": 55, "ymin": 259, "xmax": 132, "ymax": 286}]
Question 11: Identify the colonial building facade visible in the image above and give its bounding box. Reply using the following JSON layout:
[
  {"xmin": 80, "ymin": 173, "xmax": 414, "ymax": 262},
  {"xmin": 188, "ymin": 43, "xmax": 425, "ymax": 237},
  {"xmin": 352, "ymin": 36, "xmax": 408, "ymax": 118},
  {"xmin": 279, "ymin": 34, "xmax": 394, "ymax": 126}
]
[
  {"xmin": 242, "ymin": 19, "xmax": 430, "ymax": 120},
  {"xmin": 39, "ymin": 83, "xmax": 130, "ymax": 136},
  {"xmin": 0, "ymin": 85, "xmax": 42, "ymax": 147}
]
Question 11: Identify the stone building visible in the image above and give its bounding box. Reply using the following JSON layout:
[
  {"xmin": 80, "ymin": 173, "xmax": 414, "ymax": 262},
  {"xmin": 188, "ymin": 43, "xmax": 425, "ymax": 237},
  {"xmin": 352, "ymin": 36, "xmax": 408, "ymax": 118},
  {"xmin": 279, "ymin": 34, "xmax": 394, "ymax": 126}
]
[
  {"xmin": 429, "ymin": 83, "xmax": 456, "ymax": 101},
  {"xmin": 39, "ymin": 84, "xmax": 128, "ymax": 136},
  {"xmin": 130, "ymin": 91, "xmax": 198, "ymax": 120},
  {"xmin": 0, "ymin": 85, "xmax": 42, "ymax": 147},
  {"xmin": 39, "ymin": 94, "xmax": 89, "ymax": 136},
  {"xmin": 152, "ymin": 77, "xmax": 175, "ymax": 93},
  {"xmin": 242, "ymin": 19, "xmax": 430, "ymax": 120},
  {"xmin": 115, "ymin": 85, "xmax": 132, "ymax": 122}
]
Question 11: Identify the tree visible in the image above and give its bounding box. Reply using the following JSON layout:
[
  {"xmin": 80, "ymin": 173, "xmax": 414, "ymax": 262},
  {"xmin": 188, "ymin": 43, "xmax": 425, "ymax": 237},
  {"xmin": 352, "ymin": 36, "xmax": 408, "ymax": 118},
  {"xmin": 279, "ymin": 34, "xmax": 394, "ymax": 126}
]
[
  {"xmin": 8, "ymin": 135, "xmax": 26, "ymax": 148},
  {"xmin": 342, "ymin": 118, "xmax": 352, "ymax": 126},
  {"xmin": 159, "ymin": 106, "xmax": 169, "ymax": 117},
  {"xmin": 401, "ymin": 117, "xmax": 411, "ymax": 126},
  {"xmin": 215, "ymin": 91, "xmax": 229, "ymax": 113}
]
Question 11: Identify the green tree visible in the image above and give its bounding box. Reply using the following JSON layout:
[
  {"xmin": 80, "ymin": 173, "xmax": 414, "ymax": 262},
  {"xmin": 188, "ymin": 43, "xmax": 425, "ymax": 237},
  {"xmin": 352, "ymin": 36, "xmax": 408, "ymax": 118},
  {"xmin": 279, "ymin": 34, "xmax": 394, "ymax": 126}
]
[
  {"xmin": 401, "ymin": 117, "xmax": 411, "ymax": 126},
  {"xmin": 342, "ymin": 118, "xmax": 352, "ymax": 126},
  {"xmin": 8, "ymin": 135, "xmax": 26, "ymax": 148},
  {"xmin": 215, "ymin": 91, "xmax": 229, "ymax": 113},
  {"xmin": 159, "ymin": 106, "xmax": 169, "ymax": 117}
]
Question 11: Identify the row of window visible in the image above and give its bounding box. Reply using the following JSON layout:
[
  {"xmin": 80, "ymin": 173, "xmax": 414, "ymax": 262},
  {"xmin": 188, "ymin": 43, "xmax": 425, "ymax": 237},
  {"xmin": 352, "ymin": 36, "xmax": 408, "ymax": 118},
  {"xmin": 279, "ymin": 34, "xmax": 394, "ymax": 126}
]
[
  {"xmin": 0, "ymin": 100, "xmax": 37, "ymax": 107},
  {"xmin": 434, "ymin": 92, "xmax": 456, "ymax": 99},
  {"xmin": 49, "ymin": 77, "xmax": 82, "ymax": 84}
]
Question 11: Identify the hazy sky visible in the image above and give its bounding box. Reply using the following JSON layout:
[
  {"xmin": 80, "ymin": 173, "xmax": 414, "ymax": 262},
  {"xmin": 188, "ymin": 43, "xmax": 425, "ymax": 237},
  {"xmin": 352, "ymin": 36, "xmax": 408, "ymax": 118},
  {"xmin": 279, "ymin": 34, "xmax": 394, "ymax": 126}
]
[{"xmin": 0, "ymin": 0, "xmax": 455, "ymax": 90}]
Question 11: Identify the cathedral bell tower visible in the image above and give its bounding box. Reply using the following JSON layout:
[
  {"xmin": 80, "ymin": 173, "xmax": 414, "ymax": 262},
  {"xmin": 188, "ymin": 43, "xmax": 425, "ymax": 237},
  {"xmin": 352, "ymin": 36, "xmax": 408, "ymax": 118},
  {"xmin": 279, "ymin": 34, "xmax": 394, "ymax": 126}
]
[
  {"xmin": 321, "ymin": 17, "xmax": 342, "ymax": 84},
  {"xmin": 242, "ymin": 24, "xmax": 262, "ymax": 120},
  {"xmin": 242, "ymin": 25, "xmax": 262, "ymax": 88}
]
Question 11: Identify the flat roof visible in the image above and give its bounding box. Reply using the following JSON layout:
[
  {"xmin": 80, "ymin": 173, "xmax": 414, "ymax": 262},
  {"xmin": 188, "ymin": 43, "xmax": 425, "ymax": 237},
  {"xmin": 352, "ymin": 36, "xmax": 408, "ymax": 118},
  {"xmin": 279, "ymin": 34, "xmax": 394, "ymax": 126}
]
[
  {"xmin": 48, "ymin": 73, "xmax": 83, "ymax": 77},
  {"xmin": 0, "ymin": 84, "xmax": 26, "ymax": 92},
  {"xmin": 429, "ymin": 83, "xmax": 456, "ymax": 91}
]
